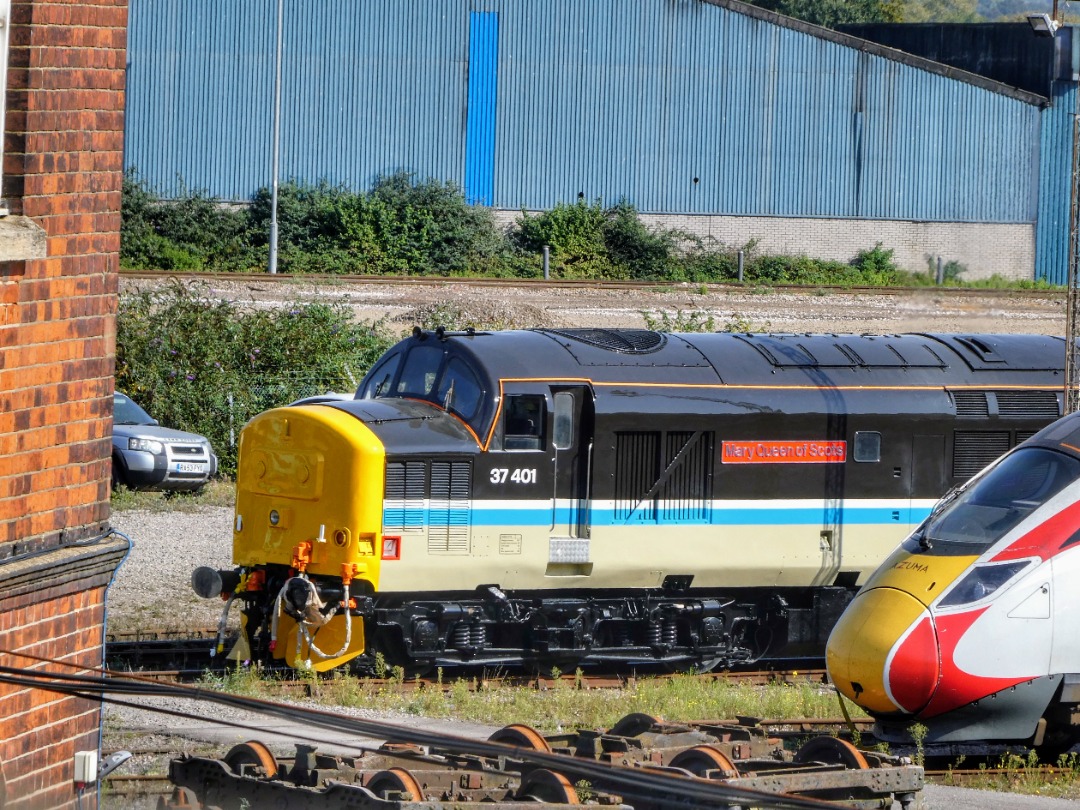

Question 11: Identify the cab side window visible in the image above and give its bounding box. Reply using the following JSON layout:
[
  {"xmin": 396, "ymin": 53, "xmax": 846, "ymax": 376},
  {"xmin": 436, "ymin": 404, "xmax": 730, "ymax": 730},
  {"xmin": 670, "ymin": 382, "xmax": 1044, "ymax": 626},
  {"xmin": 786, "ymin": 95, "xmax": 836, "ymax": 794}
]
[{"xmin": 503, "ymin": 395, "xmax": 545, "ymax": 450}]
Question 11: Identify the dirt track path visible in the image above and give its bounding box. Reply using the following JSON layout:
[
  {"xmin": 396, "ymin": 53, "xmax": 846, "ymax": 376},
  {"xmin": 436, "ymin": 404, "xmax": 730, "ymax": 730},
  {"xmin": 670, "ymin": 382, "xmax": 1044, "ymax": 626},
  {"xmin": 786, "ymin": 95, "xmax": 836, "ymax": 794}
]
[{"xmin": 123, "ymin": 275, "xmax": 1068, "ymax": 336}]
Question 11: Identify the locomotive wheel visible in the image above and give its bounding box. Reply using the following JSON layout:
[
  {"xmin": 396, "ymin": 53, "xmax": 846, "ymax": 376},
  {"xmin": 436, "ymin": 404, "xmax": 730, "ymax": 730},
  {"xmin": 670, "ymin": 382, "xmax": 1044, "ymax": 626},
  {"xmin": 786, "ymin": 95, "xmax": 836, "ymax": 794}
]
[
  {"xmin": 668, "ymin": 745, "xmax": 738, "ymax": 778},
  {"xmin": 607, "ymin": 712, "xmax": 661, "ymax": 737},
  {"xmin": 793, "ymin": 736, "xmax": 870, "ymax": 770},
  {"xmin": 223, "ymin": 740, "xmax": 279, "ymax": 779},
  {"xmin": 517, "ymin": 769, "xmax": 579, "ymax": 803},
  {"xmin": 489, "ymin": 723, "xmax": 552, "ymax": 753},
  {"xmin": 366, "ymin": 767, "xmax": 425, "ymax": 801}
]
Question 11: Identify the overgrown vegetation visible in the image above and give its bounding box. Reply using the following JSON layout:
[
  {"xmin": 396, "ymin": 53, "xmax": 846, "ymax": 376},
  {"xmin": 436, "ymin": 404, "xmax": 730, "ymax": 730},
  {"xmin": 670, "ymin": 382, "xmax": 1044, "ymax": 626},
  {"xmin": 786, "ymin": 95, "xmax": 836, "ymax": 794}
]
[
  {"xmin": 940, "ymin": 749, "xmax": 1080, "ymax": 800},
  {"xmin": 115, "ymin": 281, "xmax": 394, "ymax": 476},
  {"xmin": 201, "ymin": 665, "xmax": 854, "ymax": 732},
  {"xmin": 122, "ymin": 170, "xmax": 1002, "ymax": 288},
  {"xmin": 109, "ymin": 479, "xmax": 235, "ymax": 512}
]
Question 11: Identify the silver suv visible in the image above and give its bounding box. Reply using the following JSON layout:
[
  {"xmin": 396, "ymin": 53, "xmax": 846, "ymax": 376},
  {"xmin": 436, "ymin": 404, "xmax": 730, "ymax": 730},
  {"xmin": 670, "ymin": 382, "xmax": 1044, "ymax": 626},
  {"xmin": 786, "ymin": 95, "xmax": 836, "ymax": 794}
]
[{"xmin": 111, "ymin": 392, "xmax": 218, "ymax": 492}]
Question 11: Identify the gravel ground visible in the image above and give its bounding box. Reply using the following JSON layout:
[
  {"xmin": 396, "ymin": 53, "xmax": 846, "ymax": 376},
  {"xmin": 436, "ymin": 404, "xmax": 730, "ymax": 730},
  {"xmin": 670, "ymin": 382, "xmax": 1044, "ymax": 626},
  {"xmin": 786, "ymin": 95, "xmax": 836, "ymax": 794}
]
[
  {"xmin": 107, "ymin": 507, "xmax": 235, "ymax": 635},
  {"xmin": 122, "ymin": 276, "xmax": 1069, "ymax": 336}
]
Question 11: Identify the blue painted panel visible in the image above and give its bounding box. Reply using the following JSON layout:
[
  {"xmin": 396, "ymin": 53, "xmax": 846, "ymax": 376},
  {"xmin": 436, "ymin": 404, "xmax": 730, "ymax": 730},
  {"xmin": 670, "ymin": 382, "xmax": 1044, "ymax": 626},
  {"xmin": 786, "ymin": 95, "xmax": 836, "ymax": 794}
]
[
  {"xmin": 464, "ymin": 12, "xmax": 498, "ymax": 205},
  {"xmin": 1036, "ymin": 78, "xmax": 1076, "ymax": 285},
  {"xmin": 125, "ymin": 0, "xmax": 1047, "ymax": 226}
]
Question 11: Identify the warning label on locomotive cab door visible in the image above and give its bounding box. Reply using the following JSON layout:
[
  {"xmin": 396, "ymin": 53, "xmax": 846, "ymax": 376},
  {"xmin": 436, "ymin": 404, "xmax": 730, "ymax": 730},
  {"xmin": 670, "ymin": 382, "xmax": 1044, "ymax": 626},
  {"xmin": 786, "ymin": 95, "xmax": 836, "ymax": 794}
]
[{"xmin": 721, "ymin": 440, "xmax": 847, "ymax": 463}]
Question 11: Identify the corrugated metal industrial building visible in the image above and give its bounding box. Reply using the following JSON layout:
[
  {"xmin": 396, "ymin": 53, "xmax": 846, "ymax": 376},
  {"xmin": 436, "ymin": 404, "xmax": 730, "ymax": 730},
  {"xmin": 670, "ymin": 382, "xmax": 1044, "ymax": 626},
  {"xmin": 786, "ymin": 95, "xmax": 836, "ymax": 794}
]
[{"xmin": 124, "ymin": 0, "xmax": 1077, "ymax": 282}]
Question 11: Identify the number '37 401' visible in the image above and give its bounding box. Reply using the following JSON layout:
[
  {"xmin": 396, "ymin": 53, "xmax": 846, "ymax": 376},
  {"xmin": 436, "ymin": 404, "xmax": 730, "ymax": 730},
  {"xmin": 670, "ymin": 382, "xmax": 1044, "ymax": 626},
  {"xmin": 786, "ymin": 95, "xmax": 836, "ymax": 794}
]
[{"xmin": 489, "ymin": 468, "xmax": 537, "ymax": 484}]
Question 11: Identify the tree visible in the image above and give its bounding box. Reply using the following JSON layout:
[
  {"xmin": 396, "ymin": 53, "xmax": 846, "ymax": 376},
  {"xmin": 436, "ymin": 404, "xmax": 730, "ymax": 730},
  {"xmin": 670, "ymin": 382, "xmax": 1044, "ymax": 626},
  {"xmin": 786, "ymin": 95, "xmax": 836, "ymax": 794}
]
[
  {"xmin": 746, "ymin": 0, "xmax": 903, "ymax": 27},
  {"xmin": 900, "ymin": 0, "xmax": 981, "ymax": 22}
]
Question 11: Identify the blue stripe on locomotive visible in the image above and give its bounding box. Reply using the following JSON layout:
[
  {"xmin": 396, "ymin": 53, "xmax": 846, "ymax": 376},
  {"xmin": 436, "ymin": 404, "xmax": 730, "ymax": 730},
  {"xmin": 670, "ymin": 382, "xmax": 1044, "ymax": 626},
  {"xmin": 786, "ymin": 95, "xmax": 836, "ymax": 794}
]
[{"xmin": 390, "ymin": 504, "xmax": 933, "ymax": 528}]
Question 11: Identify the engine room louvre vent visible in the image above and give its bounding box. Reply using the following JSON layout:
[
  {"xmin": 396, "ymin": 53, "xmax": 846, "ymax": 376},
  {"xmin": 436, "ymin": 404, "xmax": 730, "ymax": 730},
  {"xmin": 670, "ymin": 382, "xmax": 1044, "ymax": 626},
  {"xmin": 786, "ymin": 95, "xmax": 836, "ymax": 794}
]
[
  {"xmin": 952, "ymin": 391, "xmax": 989, "ymax": 417},
  {"xmin": 384, "ymin": 461, "xmax": 425, "ymax": 532},
  {"xmin": 953, "ymin": 431, "xmax": 1010, "ymax": 478},
  {"xmin": 543, "ymin": 328, "xmax": 666, "ymax": 354},
  {"xmin": 428, "ymin": 461, "xmax": 471, "ymax": 555},
  {"xmin": 994, "ymin": 390, "xmax": 1061, "ymax": 418}
]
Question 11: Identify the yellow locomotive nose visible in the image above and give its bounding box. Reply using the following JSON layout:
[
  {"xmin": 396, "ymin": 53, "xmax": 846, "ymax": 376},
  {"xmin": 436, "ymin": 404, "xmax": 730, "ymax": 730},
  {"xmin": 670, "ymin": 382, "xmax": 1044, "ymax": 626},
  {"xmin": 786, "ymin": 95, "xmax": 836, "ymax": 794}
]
[{"xmin": 826, "ymin": 588, "xmax": 939, "ymax": 716}]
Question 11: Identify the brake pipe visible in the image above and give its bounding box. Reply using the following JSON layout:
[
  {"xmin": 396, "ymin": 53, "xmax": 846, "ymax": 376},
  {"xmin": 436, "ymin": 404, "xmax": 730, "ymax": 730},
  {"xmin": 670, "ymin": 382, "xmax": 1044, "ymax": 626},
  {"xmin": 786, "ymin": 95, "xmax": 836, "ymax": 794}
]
[
  {"xmin": 212, "ymin": 593, "xmax": 236, "ymax": 657},
  {"xmin": 292, "ymin": 578, "xmax": 353, "ymax": 665}
]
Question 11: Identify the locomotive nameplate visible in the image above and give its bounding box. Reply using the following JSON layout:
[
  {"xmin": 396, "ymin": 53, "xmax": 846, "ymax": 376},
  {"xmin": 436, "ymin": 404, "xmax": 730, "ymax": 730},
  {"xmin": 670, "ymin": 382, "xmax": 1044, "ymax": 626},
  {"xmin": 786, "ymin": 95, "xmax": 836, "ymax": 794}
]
[{"xmin": 722, "ymin": 440, "xmax": 847, "ymax": 463}]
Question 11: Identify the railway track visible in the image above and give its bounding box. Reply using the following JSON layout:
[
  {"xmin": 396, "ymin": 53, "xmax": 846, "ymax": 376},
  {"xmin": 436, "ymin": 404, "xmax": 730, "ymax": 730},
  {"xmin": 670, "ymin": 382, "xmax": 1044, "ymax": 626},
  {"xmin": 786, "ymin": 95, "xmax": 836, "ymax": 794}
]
[{"xmin": 118, "ymin": 268, "xmax": 1066, "ymax": 299}]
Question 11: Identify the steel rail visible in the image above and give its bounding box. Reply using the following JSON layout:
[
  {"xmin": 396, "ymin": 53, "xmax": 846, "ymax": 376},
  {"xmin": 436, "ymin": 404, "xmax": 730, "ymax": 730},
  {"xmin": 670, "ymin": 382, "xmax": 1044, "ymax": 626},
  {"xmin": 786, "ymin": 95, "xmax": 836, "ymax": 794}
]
[{"xmin": 117, "ymin": 269, "xmax": 1066, "ymax": 300}]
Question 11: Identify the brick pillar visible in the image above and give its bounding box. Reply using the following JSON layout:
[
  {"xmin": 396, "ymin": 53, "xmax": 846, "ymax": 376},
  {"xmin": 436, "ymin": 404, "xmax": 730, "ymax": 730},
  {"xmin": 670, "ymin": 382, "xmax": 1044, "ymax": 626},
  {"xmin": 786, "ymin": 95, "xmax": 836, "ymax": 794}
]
[{"xmin": 0, "ymin": 1, "xmax": 130, "ymax": 808}]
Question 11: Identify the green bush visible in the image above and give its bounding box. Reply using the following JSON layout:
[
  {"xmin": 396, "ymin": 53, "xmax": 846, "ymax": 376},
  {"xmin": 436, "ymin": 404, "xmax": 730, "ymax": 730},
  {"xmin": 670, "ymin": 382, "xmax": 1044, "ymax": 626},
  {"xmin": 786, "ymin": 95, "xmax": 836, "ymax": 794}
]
[
  {"xmin": 121, "ymin": 169, "xmax": 258, "ymax": 271},
  {"xmin": 115, "ymin": 280, "xmax": 394, "ymax": 476},
  {"xmin": 245, "ymin": 174, "xmax": 507, "ymax": 275},
  {"xmin": 121, "ymin": 171, "xmax": 1043, "ymax": 289},
  {"xmin": 513, "ymin": 199, "xmax": 610, "ymax": 278}
]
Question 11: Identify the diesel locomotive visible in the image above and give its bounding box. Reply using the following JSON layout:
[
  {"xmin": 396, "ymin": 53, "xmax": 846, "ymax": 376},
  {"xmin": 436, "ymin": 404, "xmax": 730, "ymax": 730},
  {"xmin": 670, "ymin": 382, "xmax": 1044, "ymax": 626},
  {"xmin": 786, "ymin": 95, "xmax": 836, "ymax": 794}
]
[
  {"xmin": 192, "ymin": 329, "xmax": 1065, "ymax": 673},
  {"xmin": 827, "ymin": 409, "xmax": 1080, "ymax": 753}
]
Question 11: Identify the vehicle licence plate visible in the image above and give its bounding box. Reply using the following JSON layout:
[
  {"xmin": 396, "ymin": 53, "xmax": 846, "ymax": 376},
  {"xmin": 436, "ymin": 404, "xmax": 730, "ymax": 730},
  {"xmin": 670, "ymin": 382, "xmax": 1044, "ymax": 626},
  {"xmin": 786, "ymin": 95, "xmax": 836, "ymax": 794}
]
[{"xmin": 174, "ymin": 462, "xmax": 206, "ymax": 473}]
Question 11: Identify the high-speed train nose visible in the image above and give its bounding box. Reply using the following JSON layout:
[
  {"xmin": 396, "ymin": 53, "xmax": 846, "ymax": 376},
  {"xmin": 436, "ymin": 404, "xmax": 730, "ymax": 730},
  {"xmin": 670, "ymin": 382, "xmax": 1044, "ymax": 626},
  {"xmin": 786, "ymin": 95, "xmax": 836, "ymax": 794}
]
[{"xmin": 826, "ymin": 588, "xmax": 940, "ymax": 716}]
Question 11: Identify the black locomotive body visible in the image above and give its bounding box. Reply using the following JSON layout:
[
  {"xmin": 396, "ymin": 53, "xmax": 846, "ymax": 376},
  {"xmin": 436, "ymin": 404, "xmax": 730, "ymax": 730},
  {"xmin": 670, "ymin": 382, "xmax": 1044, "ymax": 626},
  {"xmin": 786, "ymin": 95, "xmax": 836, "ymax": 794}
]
[{"xmin": 196, "ymin": 329, "xmax": 1065, "ymax": 672}]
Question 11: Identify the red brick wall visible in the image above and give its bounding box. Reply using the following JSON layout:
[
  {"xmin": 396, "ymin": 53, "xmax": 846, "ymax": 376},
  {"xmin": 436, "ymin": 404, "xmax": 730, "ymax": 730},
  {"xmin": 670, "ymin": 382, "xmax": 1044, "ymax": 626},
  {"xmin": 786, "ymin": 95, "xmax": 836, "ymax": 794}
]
[{"xmin": 0, "ymin": 0, "xmax": 129, "ymax": 807}]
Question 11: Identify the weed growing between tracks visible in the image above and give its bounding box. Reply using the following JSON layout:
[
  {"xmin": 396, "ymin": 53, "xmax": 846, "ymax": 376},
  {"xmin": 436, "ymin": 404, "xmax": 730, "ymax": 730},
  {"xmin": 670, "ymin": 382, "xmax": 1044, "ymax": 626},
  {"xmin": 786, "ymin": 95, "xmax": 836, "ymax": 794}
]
[
  {"xmin": 936, "ymin": 750, "xmax": 1080, "ymax": 800},
  {"xmin": 198, "ymin": 665, "xmax": 857, "ymax": 733}
]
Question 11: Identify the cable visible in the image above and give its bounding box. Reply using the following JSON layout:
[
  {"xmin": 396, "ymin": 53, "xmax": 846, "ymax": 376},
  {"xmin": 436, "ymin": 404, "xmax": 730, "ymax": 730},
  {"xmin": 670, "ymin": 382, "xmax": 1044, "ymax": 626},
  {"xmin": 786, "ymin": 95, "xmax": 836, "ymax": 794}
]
[{"xmin": 0, "ymin": 648, "xmax": 839, "ymax": 810}]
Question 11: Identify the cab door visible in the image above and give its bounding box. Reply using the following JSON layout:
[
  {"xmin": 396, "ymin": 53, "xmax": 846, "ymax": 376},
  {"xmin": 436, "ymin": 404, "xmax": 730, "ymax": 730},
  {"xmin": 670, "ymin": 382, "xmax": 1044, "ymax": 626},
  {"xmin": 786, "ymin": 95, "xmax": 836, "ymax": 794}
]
[{"xmin": 549, "ymin": 386, "xmax": 595, "ymax": 567}]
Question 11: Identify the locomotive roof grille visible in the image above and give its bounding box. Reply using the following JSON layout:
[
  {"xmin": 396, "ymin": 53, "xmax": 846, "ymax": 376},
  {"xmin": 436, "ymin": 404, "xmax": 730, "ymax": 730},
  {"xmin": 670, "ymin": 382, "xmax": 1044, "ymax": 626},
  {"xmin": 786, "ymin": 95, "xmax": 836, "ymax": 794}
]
[{"xmin": 538, "ymin": 328, "xmax": 667, "ymax": 354}]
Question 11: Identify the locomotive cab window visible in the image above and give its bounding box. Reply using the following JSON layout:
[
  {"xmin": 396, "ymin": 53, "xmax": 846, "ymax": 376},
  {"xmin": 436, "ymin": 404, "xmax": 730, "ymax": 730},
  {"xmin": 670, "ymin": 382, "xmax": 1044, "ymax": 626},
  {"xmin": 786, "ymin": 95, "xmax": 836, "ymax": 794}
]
[
  {"xmin": 553, "ymin": 391, "xmax": 574, "ymax": 450},
  {"xmin": 915, "ymin": 447, "xmax": 1080, "ymax": 551},
  {"xmin": 437, "ymin": 357, "xmax": 484, "ymax": 421},
  {"xmin": 503, "ymin": 395, "xmax": 545, "ymax": 450},
  {"xmin": 853, "ymin": 431, "xmax": 881, "ymax": 462},
  {"xmin": 396, "ymin": 344, "xmax": 444, "ymax": 397},
  {"xmin": 361, "ymin": 352, "xmax": 402, "ymax": 398}
]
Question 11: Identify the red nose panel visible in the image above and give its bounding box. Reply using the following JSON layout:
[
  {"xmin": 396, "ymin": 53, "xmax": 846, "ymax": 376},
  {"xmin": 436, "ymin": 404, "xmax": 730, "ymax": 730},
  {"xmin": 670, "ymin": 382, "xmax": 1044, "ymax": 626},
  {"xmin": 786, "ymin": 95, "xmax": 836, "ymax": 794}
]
[{"xmin": 886, "ymin": 616, "xmax": 939, "ymax": 714}]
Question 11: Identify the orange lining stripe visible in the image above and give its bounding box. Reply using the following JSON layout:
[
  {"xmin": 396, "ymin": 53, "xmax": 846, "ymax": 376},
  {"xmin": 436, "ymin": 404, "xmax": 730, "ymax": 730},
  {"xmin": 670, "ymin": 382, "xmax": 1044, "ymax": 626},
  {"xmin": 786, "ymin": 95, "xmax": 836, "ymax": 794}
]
[{"xmin": 483, "ymin": 378, "xmax": 1058, "ymax": 451}]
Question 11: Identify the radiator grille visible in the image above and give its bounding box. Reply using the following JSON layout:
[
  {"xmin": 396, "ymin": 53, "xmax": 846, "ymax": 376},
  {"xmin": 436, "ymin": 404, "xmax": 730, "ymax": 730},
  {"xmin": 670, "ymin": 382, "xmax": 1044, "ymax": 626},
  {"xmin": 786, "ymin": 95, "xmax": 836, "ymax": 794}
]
[
  {"xmin": 952, "ymin": 389, "xmax": 1060, "ymax": 419},
  {"xmin": 953, "ymin": 431, "xmax": 1011, "ymax": 478},
  {"xmin": 661, "ymin": 432, "xmax": 713, "ymax": 522},
  {"xmin": 615, "ymin": 432, "xmax": 660, "ymax": 522},
  {"xmin": 995, "ymin": 390, "xmax": 1060, "ymax": 418},
  {"xmin": 543, "ymin": 328, "xmax": 666, "ymax": 354},
  {"xmin": 428, "ymin": 461, "xmax": 471, "ymax": 554},
  {"xmin": 615, "ymin": 431, "xmax": 713, "ymax": 523},
  {"xmin": 952, "ymin": 391, "xmax": 988, "ymax": 417},
  {"xmin": 384, "ymin": 461, "xmax": 426, "ymax": 532}
]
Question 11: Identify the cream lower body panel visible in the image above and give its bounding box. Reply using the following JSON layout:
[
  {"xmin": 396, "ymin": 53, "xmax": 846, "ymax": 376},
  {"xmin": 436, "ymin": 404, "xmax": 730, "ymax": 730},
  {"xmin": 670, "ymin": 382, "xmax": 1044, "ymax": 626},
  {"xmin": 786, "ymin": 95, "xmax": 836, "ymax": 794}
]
[{"xmin": 376, "ymin": 497, "xmax": 929, "ymax": 593}]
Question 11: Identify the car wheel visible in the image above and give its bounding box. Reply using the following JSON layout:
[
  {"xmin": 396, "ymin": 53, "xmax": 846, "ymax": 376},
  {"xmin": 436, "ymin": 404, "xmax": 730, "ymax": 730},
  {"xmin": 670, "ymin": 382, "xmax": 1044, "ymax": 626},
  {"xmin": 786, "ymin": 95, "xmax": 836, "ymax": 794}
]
[{"xmin": 110, "ymin": 456, "xmax": 126, "ymax": 492}]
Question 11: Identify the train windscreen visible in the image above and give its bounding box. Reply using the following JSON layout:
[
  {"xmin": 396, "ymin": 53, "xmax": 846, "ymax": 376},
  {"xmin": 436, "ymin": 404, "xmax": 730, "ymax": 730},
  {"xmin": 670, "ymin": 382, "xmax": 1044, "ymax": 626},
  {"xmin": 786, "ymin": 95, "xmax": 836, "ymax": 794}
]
[{"xmin": 913, "ymin": 448, "xmax": 1080, "ymax": 551}]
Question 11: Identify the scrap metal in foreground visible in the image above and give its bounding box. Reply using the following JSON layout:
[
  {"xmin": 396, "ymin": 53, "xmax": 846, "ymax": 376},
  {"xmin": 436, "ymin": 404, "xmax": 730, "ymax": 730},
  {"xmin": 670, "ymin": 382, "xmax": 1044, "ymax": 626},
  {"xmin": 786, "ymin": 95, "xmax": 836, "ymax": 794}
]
[{"xmin": 161, "ymin": 714, "xmax": 923, "ymax": 809}]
